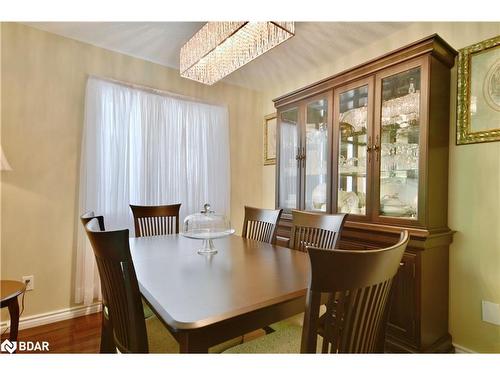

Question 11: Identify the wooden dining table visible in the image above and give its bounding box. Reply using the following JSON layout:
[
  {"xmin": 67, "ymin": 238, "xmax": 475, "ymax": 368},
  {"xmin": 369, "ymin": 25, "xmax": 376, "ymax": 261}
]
[{"xmin": 129, "ymin": 234, "xmax": 310, "ymax": 353}]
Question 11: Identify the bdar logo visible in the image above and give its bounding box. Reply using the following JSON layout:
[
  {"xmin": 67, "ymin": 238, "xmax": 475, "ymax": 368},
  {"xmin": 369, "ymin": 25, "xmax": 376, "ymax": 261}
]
[
  {"xmin": 1, "ymin": 339, "xmax": 49, "ymax": 353},
  {"xmin": 1, "ymin": 339, "xmax": 17, "ymax": 354}
]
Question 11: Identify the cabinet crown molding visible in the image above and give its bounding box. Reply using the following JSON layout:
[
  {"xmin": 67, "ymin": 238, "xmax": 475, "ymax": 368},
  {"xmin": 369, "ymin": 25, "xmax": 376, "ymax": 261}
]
[{"xmin": 273, "ymin": 34, "xmax": 457, "ymax": 108}]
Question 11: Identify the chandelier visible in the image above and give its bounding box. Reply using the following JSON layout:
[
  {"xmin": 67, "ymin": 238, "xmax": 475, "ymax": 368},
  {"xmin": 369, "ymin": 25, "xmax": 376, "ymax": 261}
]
[{"xmin": 180, "ymin": 22, "xmax": 295, "ymax": 85}]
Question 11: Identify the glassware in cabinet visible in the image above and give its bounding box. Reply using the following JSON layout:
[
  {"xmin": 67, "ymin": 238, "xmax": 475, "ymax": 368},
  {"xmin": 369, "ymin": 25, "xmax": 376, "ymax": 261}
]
[
  {"xmin": 378, "ymin": 67, "xmax": 421, "ymax": 219},
  {"xmin": 335, "ymin": 79, "xmax": 373, "ymax": 218},
  {"xmin": 305, "ymin": 99, "xmax": 329, "ymax": 212}
]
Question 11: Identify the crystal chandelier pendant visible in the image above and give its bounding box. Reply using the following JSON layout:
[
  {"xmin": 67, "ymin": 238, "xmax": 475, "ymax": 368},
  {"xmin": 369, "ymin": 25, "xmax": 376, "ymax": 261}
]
[{"xmin": 180, "ymin": 22, "xmax": 295, "ymax": 85}]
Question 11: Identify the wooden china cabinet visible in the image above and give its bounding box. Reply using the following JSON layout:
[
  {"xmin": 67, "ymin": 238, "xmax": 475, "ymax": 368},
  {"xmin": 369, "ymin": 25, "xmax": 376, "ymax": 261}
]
[{"xmin": 274, "ymin": 35, "xmax": 458, "ymax": 353}]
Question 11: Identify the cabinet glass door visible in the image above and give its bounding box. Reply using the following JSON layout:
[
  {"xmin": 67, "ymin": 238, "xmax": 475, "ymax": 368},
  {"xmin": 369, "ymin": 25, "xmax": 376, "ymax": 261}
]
[
  {"xmin": 305, "ymin": 99, "xmax": 329, "ymax": 212},
  {"xmin": 278, "ymin": 107, "xmax": 299, "ymax": 210},
  {"xmin": 378, "ymin": 67, "xmax": 421, "ymax": 219},
  {"xmin": 337, "ymin": 85, "xmax": 370, "ymax": 216}
]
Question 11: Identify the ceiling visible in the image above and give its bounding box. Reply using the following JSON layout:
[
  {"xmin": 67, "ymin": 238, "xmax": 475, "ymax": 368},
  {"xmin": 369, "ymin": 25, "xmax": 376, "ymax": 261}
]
[{"xmin": 25, "ymin": 22, "xmax": 409, "ymax": 91}]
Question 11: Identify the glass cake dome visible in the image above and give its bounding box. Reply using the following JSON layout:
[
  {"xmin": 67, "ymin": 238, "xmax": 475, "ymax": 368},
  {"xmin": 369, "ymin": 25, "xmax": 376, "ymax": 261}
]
[{"xmin": 181, "ymin": 203, "xmax": 235, "ymax": 255}]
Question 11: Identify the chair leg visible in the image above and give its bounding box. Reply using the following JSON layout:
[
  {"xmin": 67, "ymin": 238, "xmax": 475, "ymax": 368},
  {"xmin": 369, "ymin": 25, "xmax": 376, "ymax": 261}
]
[
  {"xmin": 100, "ymin": 306, "xmax": 115, "ymax": 353},
  {"xmin": 263, "ymin": 326, "xmax": 275, "ymax": 335}
]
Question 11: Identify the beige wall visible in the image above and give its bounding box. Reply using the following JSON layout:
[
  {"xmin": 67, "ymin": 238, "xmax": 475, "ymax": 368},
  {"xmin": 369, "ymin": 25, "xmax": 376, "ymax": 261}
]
[
  {"xmin": 0, "ymin": 22, "xmax": 263, "ymax": 320},
  {"xmin": 261, "ymin": 22, "xmax": 500, "ymax": 352}
]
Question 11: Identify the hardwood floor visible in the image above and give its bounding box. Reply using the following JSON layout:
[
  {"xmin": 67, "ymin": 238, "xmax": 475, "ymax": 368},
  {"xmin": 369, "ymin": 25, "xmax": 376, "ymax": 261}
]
[
  {"xmin": 1, "ymin": 312, "xmax": 266, "ymax": 354},
  {"xmin": 1, "ymin": 313, "xmax": 101, "ymax": 353}
]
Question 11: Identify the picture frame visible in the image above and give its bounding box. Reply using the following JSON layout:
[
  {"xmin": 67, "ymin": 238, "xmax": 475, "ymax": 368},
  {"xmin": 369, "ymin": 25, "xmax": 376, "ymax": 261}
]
[
  {"xmin": 456, "ymin": 35, "xmax": 500, "ymax": 145},
  {"xmin": 263, "ymin": 113, "xmax": 277, "ymax": 165}
]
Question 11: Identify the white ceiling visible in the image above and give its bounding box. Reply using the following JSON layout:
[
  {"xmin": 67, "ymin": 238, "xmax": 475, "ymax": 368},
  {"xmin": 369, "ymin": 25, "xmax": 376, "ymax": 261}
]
[{"xmin": 25, "ymin": 22, "xmax": 408, "ymax": 91}]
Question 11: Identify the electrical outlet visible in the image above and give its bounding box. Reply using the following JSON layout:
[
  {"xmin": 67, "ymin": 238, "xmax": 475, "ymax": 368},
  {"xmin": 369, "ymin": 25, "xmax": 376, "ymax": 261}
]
[
  {"xmin": 482, "ymin": 300, "xmax": 500, "ymax": 325},
  {"xmin": 22, "ymin": 275, "xmax": 34, "ymax": 291}
]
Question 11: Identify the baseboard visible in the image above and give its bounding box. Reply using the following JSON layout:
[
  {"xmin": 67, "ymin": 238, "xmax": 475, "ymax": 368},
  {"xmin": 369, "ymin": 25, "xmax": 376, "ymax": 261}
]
[
  {"xmin": 1, "ymin": 302, "xmax": 102, "ymax": 333},
  {"xmin": 453, "ymin": 342, "xmax": 476, "ymax": 353}
]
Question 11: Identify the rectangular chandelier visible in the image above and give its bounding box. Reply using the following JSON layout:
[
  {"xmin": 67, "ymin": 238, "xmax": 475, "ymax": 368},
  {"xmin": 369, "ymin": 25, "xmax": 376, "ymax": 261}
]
[{"xmin": 180, "ymin": 22, "xmax": 295, "ymax": 85}]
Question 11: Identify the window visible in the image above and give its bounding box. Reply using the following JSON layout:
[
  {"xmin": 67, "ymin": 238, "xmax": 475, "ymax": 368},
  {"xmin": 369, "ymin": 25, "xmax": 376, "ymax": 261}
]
[{"xmin": 75, "ymin": 77, "xmax": 230, "ymax": 304}]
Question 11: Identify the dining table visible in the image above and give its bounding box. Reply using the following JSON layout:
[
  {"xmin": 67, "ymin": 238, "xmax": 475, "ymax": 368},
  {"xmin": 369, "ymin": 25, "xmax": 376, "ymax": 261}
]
[{"xmin": 129, "ymin": 234, "xmax": 310, "ymax": 353}]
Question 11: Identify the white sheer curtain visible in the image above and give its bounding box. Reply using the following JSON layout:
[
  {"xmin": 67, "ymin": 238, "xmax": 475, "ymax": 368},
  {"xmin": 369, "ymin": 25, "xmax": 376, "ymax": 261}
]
[{"xmin": 75, "ymin": 77, "xmax": 230, "ymax": 305}]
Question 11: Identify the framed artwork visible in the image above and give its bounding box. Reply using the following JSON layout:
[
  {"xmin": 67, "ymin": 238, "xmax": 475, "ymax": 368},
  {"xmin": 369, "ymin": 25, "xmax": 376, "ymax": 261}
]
[
  {"xmin": 456, "ymin": 35, "xmax": 500, "ymax": 145},
  {"xmin": 264, "ymin": 113, "xmax": 277, "ymax": 165}
]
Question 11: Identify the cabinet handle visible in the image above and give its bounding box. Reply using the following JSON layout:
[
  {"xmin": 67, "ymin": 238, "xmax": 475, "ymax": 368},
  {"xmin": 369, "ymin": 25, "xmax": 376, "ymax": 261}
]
[
  {"xmin": 301, "ymin": 146, "xmax": 306, "ymax": 167},
  {"xmin": 374, "ymin": 135, "xmax": 380, "ymax": 162},
  {"xmin": 367, "ymin": 136, "xmax": 372, "ymax": 163},
  {"xmin": 296, "ymin": 147, "xmax": 306, "ymax": 162},
  {"xmin": 399, "ymin": 261, "xmax": 405, "ymax": 267}
]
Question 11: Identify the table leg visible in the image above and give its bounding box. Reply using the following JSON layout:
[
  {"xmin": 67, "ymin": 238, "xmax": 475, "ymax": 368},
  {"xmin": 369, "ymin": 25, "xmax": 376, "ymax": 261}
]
[
  {"xmin": 8, "ymin": 297, "xmax": 20, "ymax": 346},
  {"xmin": 178, "ymin": 332, "xmax": 209, "ymax": 353}
]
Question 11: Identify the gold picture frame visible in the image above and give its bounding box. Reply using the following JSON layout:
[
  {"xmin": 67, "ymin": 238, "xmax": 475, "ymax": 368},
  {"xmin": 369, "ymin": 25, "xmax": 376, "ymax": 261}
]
[
  {"xmin": 456, "ymin": 35, "xmax": 500, "ymax": 145},
  {"xmin": 263, "ymin": 113, "xmax": 277, "ymax": 165}
]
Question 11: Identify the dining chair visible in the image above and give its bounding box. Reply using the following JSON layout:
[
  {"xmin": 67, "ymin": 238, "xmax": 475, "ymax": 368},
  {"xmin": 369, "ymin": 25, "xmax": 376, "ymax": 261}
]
[
  {"xmin": 79, "ymin": 211, "xmax": 114, "ymax": 353},
  {"xmin": 289, "ymin": 210, "xmax": 347, "ymax": 252},
  {"xmin": 129, "ymin": 203, "xmax": 181, "ymax": 237},
  {"xmin": 224, "ymin": 231, "xmax": 409, "ymax": 353},
  {"xmin": 80, "ymin": 211, "xmax": 158, "ymax": 345},
  {"xmin": 83, "ymin": 217, "xmax": 241, "ymax": 353},
  {"xmin": 241, "ymin": 206, "xmax": 283, "ymax": 245},
  {"xmin": 268, "ymin": 210, "xmax": 346, "ymax": 331},
  {"xmin": 241, "ymin": 205, "xmax": 283, "ymax": 334}
]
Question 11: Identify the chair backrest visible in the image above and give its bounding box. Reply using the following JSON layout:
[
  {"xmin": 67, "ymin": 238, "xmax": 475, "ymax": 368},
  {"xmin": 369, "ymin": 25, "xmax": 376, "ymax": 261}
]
[
  {"xmin": 129, "ymin": 203, "xmax": 181, "ymax": 237},
  {"xmin": 79, "ymin": 211, "xmax": 107, "ymax": 305},
  {"xmin": 80, "ymin": 211, "xmax": 117, "ymax": 353},
  {"xmin": 289, "ymin": 210, "xmax": 347, "ymax": 252},
  {"xmin": 241, "ymin": 206, "xmax": 283, "ymax": 245},
  {"xmin": 80, "ymin": 211, "xmax": 105, "ymax": 230},
  {"xmin": 300, "ymin": 231, "xmax": 409, "ymax": 353},
  {"xmin": 84, "ymin": 218, "xmax": 148, "ymax": 353}
]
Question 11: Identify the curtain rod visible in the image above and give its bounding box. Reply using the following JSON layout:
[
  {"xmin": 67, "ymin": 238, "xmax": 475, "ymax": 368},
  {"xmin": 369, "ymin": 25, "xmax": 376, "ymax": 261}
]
[{"xmin": 87, "ymin": 74, "xmax": 226, "ymax": 108}]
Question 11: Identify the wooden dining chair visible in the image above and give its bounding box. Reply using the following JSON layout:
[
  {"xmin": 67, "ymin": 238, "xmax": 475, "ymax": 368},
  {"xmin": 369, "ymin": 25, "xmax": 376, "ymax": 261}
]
[
  {"xmin": 79, "ymin": 211, "xmax": 114, "ymax": 353},
  {"xmin": 129, "ymin": 203, "xmax": 181, "ymax": 237},
  {"xmin": 269, "ymin": 210, "xmax": 346, "ymax": 331},
  {"xmin": 289, "ymin": 210, "xmax": 347, "ymax": 252},
  {"xmin": 224, "ymin": 231, "xmax": 409, "ymax": 353},
  {"xmin": 241, "ymin": 206, "xmax": 283, "ymax": 334},
  {"xmin": 83, "ymin": 218, "xmax": 151, "ymax": 352},
  {"xmin": 241, "ymin": 206, "xmax": 283, "ymax": 245},
  {"xmin": 83, "ymin": 217, "xmax": 241, "ymax": 353}
]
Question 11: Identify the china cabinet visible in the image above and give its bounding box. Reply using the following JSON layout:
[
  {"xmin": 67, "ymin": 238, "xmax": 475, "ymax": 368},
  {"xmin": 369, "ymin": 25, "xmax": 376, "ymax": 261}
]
[{"xmin": 274, "ymin": 35, "xmax": 457, "ymax": 353}]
